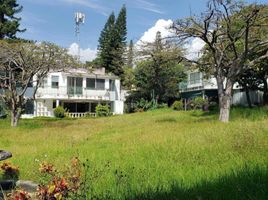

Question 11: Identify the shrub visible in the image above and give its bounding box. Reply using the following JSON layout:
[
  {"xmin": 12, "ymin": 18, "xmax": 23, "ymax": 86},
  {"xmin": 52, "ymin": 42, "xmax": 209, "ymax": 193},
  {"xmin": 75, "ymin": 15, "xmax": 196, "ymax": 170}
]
[
  {"xmin": 172, "ymin": 100, "xmax": 184, "ymax": 111},
  {"xmin": 53, "ymin": 106, "xmax": 66, "ymax": 118},
  {"xmin": 0, "ymin": 161, "xmax": 20, "ymax": 180},
  {"xmin": 191, "ymin": 97, "xmax": 208, "ymax": 110},
  {"xmin": 133, "ymin": 98, "xmax": 158, "ymax": 112},
  {"xmin": 96, "ymin": 104, "xmax": 111, "ymax": 117}
]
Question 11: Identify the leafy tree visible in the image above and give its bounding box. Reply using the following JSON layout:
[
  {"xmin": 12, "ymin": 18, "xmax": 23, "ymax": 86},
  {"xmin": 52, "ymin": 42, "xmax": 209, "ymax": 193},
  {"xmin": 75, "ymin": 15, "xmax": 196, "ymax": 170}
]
[
  {"xmin": 129, "ymin": 31, "xmax": 186, "ymax": 106},
  {"xmin": 0, "ymin": 40, "xmax": 76, "ymax": 127},
  {"xmin": 122, "ymin": 66, "xmax": 135, "ymax": 90},
  {"xmin": 172, "ymin": 0, "xmax": 268, "ymax": 122},
  {"xmin": 0, "ymin": 0, "xmax": 25, "ymax": 39},
  {"xmin": 236, "ymin": 4, "xmax": 268, "ymax": 106}
]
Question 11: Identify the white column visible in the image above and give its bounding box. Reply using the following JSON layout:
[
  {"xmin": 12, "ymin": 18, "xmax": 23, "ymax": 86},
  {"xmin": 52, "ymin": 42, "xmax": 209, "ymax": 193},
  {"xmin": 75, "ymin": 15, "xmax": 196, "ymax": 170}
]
[
  {"xmin": 105, "ymin": 79, "xmax": 109, "ymax": 90},
  {"xmin": 34, "ymin": 101, "xmax": 37, "ymax": 116},
  {"xmin": 56, "ymin": 100, "xmax": 60, "ymax": 107}
]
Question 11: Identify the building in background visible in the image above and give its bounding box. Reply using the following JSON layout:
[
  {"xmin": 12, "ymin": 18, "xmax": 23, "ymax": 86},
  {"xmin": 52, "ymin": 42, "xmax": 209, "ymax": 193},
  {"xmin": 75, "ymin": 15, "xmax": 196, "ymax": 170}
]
[
  {"xmin": 22, "ymin": 68, "xmax": 124, "ymax": 118},
  {"xmin": 179, "ymin": 70, "xmax": 263, "ymax": 105}
]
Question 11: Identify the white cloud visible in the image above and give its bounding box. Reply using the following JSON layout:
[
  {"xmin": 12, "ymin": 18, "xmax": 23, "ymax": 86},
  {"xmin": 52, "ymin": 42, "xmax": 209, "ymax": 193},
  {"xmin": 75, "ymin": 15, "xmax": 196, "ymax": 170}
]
[
  {"xmin": 137, "ymin": 19, "xmax": 205, "ymax": 60},
  {"xmin": 137, "ymin": 19, "xmax": 174, "ymax": 45},
  {"xmin": 68, "ymin": 43, "xmax": 97, "ymax": 63},
  {"xmin": 185, "ymin": 38, "xmax": 205, "ymax": 60}
]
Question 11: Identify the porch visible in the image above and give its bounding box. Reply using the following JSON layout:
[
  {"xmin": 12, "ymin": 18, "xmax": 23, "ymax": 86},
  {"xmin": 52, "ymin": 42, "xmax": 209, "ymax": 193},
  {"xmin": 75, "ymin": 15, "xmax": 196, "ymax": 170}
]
[
  {"xmin": 31, "ymin": 100, "xmax": 114, "ymax": 118},
  {"xmin": 62, "ymin": 101, "xmax": 112, "ymax": 118}
]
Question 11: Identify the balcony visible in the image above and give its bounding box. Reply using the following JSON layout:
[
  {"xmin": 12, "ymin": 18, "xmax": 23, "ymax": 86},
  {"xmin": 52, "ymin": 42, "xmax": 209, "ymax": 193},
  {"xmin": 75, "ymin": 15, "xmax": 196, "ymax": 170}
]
[
  {"xmin": 36, "ymin": 86, "xmax": 116, "ymax": 101},
  {"xmin": 179, "ymin": 81, "xmax": 204, "ymax": 92},
  {"xmin": 179, "ymin": 79, "xmax": 217, "ymax": 92}
]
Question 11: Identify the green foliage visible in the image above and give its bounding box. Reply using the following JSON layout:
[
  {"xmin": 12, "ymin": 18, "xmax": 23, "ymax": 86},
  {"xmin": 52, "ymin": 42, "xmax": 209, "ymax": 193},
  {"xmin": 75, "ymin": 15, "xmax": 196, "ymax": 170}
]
[
  {"xmin": 132, "ymin": 60, "xmax": 185, "ymax": 104},
  {"xmin": 128, "ymin": 31, "xmax": 186, "ymax": 108},
  {"xmin": 132, "ymin": 98, "xmax": 158, "ymax": 112},
  {"xmin": 96, "ymin": 104, "xmax": 111, "ymax": 117},
  {"xmin": 126, "ymin": 40, "xmax": 134, "ymax": 68},
  {"xmin": 0, "ymin": 0, "xmax": 25, "ymax": 39},
  {"xmin": 97, "ymin": 5, "xmax": 127, "ymax": 78},
  {"xmin": 97, "ymin": 12, "xmax": 115, "ymax": 70},
  {"xmin": 172, "ymin": 100, "xmax": 184, "ymax": 111},
  {"xmin": 190, "ymin": 97, "xmax": 208, "ymax": 110},
  {"xmin": 53, "ymin": 106, "xmax": 66, "ymax": 118},
  {"xmin": 122, "ymin": 66, "xmax": 134, "ymax": 89}
]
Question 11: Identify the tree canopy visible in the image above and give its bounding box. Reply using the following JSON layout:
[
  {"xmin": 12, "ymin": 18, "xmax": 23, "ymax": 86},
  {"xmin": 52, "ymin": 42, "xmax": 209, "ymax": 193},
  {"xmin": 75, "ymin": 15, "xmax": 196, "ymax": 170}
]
[
  {"xmin": 127, "ymin": 31, "xmax": 186, "ymax": 107},
  {"xmin": 0, "ymin": 0, "xmax": 25, "ymax": 39},
  {"xmin": 0, "ymin": 40, "xmax": 76, "ymax": 126},
  {"xmin": 172, "ymin": 0, "xmax": 268, "ymax": 122},
  {"xmin": 97, "ymin": 5, "xmax": 127, "ymax": 78}
]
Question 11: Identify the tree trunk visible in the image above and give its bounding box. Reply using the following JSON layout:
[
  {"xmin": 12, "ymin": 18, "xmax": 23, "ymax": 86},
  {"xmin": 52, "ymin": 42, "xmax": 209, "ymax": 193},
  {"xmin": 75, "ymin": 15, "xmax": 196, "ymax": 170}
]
[
  {"xmin": 263, "ymin": 79, "xmax": 268, "ymax": 105},
  {"xmin": 219, "ymin": 94, "xmax": 232, "ymax": 122},
  {"xmin": 217, "ymin": 78, "xmax": 233, "ymax": 123},
  {"xmin": 245, "ymin": 86, "xmax": 252, "ymax": 108},
  {"xmin": 10, "ymin": 109, "xmax": 20, "ymax": 127}
]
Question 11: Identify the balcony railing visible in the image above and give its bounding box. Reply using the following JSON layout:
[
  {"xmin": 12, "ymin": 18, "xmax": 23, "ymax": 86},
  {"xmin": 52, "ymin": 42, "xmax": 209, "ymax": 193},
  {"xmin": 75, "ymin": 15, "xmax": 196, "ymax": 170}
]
[
  {"xmin": 179, "ymin": 81, "xmax": 204, "ymax": 92},
  {"xmin": 36, "ymin": 86, "xmax": 116, "ymax": 101},
  {"xmin": 67, "ymin": 112, "xmax": 96, "ymax": 118}
]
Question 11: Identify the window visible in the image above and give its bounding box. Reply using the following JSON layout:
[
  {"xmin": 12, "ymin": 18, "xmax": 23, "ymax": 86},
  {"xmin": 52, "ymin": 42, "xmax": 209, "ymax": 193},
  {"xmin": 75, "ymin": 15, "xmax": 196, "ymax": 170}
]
[
  {"xmin": 96, "ymin": 79, "xmax": 105, "ymax": 90},
  {"xmin": 86, "ymin": 78, "xmax": 95, "ymax": 89},
  {"xmin": 109, "ymin": 80, "xmax": 115, "ymax": 91},
  {"xmin": 189, "ymin": 72, "xmax": 201, "ymax": 84},
  {"xmin": 67, "ymin": 77, "xmax": 83, "ymax": 95},
  {"xmin": 51, "ymin": 76, "xmax": 59, "ymax": 88}
]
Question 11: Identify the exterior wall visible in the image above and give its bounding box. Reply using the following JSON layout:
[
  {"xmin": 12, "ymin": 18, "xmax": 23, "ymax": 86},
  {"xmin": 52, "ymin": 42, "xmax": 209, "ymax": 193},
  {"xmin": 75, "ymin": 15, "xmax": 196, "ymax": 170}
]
[
  {"xmin": 35, "ymin": 99, "xmax": 54, "ymax": 117},
  {"xmin": 232, "ymin": 90, "xmax": 263, "ymax": 105},
  {"xmin": 114, "ymin": 100, "xmax": 124, "ymax": 114},
  {"xmin": 113, "ymin": 79, "xmax": 124, "ymax": 114}
]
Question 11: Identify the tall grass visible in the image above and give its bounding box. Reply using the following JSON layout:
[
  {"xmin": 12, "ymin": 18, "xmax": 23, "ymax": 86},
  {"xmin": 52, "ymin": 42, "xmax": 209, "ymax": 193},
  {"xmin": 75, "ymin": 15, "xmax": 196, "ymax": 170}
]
[{"xmin": 0, "ymin": 107, "xmax": 267, "ymax": 199}]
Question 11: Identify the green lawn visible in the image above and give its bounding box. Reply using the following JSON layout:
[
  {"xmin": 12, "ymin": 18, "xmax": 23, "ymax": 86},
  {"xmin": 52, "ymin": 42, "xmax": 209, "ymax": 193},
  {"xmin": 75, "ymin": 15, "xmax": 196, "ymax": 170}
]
[{"xmin": 0, "ymin": 108, "xmax": 268, "ymax": 199}]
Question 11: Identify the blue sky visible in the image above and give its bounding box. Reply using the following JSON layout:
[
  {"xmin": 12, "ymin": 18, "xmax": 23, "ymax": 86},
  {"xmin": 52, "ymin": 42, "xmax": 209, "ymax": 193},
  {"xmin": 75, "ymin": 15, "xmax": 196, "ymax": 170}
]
[{"xmin": 17, "ymin": 0, "xmax": 267, "ymax": 61}]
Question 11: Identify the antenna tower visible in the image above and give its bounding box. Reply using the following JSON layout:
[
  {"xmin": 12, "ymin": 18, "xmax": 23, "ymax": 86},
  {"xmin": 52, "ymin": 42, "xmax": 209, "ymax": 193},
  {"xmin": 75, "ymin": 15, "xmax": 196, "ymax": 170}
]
[{"xmin": 75, "ymin": 12, "xmax": 85, "ymax": 61}]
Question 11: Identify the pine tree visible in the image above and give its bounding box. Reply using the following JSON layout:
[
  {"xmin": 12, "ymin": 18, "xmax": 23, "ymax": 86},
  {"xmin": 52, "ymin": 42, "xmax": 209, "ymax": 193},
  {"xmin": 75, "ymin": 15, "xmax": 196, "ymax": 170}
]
[
  {"xmin": 97, "ymin": 5, "xmax": 127, "ymax": 78},
  {"xmin": 111, "ymin": 4, "xmax": 127, "ymax": 77},
  {"xmin": 127, "ymin": 40, "xmax": 134, "ymax": 68},
  {"xmin": 0, "ymin": 0, "xmax": 25, "ymax": 39},
  {"xmin": 97, "ymin": 12, "xmax": 115, "ymax": 72}
]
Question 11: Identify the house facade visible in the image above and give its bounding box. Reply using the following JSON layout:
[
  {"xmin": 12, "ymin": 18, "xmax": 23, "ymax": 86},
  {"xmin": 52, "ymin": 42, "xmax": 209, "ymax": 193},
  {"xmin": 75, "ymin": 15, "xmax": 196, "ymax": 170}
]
[
  {"xmin": 22, "ymin": 68, "xmax": 124, "ymax": 118},
  {"xmin": 179, "ymin": 70, "xmax": 263, "ymax": 105}
]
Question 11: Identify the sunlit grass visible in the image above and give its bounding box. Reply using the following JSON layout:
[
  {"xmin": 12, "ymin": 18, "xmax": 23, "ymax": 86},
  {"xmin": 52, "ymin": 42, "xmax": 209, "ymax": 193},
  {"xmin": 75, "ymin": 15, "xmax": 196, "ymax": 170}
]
[{"xmin": 0, "ymin": 107, "xmax": 268, "ymax": 199}]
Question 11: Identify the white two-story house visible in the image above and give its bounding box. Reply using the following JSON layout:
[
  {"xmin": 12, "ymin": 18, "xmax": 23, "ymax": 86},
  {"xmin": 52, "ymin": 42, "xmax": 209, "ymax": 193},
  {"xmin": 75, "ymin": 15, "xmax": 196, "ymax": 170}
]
[
  {"xmin": 179, "ymin": 70, "xmax": 263, "ymax": 105},
  {"xmin": 22, "ymin": 68, "xmax": 124, "ymax": 118}
]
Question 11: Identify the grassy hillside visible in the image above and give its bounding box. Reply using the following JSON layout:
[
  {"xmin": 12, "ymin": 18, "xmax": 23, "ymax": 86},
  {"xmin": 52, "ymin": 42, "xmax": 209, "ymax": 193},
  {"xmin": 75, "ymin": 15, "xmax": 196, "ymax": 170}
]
[{"xmin": 0, "ymin": 108, "xmax": 268, "ymax": 199}]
